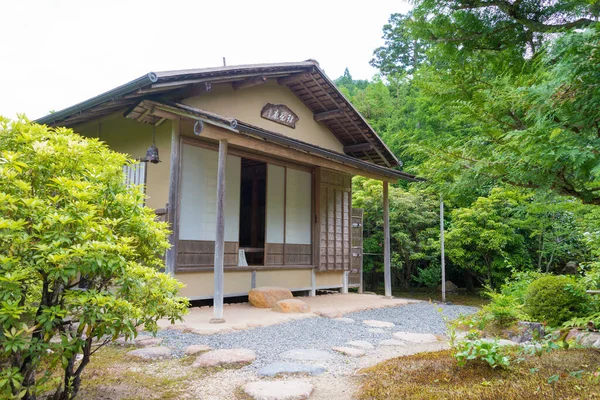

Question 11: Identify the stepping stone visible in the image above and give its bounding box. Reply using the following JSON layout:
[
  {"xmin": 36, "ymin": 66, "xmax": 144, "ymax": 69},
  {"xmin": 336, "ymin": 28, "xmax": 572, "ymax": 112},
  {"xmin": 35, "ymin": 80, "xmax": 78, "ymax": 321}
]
[
  {"xmin": 184, "ymin": 344, "xmax": 212, "ymax": 356},
  {"xmin": 243, "ymin": 380, "xmax": 314, "ymax": 400},
  {"xmin": 135, "ymin": 337, "xmax": 163, "ymax": 348},
  {"xmin": 272, "ymin": 299, "xmax": 311, "ymax": 313},
  {"xmin": 192, "ymin": 348, "xmax": 256, "ymax": 368},
  {"xmin": 393, "ymin": 332, "xmax": 438, "ymax": 343},
  {"xmin": 367, "ymin": 328, "xmax": 386, "ymax": 334},
  {"xmin": 363, "ymin": 320, "xmax": 395, "ymax": 328},
  {"xmin": 280, "ymin": 348, "xmax": 334, "ymax": 361},
  {"xmin": 316, "ymin": 309, "xmax": 342, "ymax": 319},
  {"xmin": 379, "ymin": 339, "xmax": 407, "ymax": 347},
  {"xmin": 258, "ymin": 362, "xmax": 326, "ymax": 377},
  {"xmin": 127, "ymin": 346, "xmax": 172, "ymax": 360},
  {"xmin": 331, "ymin": 346, "xmax": 365, "ymax": 357},
  {"xmin": 346, "ymin": 340, "xmax": 374, "ymax": 350},
  {"xmin": 334, "ymin": 317, "xmax": 354, "ymax": 323}
]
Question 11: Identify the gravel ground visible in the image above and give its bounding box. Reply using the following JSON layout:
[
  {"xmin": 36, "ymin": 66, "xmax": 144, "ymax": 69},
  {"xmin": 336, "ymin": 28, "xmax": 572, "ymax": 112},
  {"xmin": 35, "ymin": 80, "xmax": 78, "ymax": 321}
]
[{"xmin": 156, "ymin": 302, "xmax": 477, "ymax": 373}]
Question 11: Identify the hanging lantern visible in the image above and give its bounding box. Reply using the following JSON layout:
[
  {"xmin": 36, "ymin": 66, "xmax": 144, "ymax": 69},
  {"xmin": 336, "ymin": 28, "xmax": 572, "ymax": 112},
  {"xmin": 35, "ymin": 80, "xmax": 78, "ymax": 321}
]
[{"xmin": 144, "ymin": 123, "xmax": 160, "ymax": 163}]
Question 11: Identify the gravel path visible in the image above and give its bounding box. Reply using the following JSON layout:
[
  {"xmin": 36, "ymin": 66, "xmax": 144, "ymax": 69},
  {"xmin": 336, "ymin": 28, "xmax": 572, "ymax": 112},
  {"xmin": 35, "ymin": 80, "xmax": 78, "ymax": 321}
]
[{"xmin": 157, "ymin": 302, "xmax": 477, "ymax": 373}]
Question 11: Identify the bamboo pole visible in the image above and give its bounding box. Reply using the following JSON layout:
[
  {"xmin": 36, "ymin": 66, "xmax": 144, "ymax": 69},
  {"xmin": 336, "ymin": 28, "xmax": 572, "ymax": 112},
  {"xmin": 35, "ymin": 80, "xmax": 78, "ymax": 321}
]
[
  {"xmin": 383, "ymin": 181, "xmax": 392, "ymax": 298},
  {"xmin": 440, "ymin": 195, "xmax": 446, "ymax": 303}
]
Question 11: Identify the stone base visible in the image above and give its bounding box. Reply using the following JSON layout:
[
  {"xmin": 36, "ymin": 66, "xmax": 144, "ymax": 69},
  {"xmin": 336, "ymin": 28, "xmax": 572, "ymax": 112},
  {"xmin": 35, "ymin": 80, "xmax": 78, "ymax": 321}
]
[{"xmin": 209, "ymin": 318, "xmax": 226, "ymax": 324}]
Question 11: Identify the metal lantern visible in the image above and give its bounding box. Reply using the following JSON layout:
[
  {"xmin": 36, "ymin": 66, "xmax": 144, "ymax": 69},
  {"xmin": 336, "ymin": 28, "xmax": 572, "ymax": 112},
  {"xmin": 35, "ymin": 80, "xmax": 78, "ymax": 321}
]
[{"xmin": 145, "ymin": 123, "xmax": 160, "ymax": 163}]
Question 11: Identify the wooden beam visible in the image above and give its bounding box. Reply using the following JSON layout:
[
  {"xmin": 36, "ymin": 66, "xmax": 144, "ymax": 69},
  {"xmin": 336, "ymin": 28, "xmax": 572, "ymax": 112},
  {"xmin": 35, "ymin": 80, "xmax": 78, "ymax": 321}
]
[
  {"xmin": 211, "ymin": 139, "xmax": 228, "ymax": 324},
  {"xmin": 232, "ymin": 75, "xmax": 267, "ymax": 90},
  {"xmin": 383, "ymin": 181, "xmax": 392, "ymax": 298},
  {"xmin": 344, "ymin": 143, "xmax": 373, "ymax": 153},
  {"xmin": 313, "ymin": 109, "xmax": 344, "ymax": 122},
  {"xmin": 165, "ymin": 119, "xmax": 181, "ymax": 275},
  {"xmin": 277, "ymin": 72, "xmax": 311, "ymax": 86}
]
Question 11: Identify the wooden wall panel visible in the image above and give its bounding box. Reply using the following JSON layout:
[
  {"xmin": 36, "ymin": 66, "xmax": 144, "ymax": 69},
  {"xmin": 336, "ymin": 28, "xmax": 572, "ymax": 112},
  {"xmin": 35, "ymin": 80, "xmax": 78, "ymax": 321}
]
[{"xmin": 176, "ymin": 240, "xmax": 239, "ymax": 271}]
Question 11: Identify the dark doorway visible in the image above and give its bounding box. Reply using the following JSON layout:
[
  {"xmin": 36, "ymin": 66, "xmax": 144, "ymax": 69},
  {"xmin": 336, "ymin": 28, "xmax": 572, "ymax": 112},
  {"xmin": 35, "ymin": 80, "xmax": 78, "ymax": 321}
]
[{"xmin": 239, "ymin": 158, "xmax": 266, "ymax": 265}]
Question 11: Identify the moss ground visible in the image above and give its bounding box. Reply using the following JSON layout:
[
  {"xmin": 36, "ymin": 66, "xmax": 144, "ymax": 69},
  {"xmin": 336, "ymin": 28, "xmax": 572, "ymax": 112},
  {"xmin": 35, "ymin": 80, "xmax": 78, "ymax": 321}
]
[{"xmin": 357, "ymin": 348, "xmax": 600, "ymax": 400}]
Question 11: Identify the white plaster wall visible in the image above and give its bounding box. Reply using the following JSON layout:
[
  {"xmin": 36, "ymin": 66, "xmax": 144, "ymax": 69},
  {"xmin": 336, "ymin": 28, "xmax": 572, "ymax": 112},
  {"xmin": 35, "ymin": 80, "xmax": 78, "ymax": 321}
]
[
  {"xmin": 266, "ymin": 164, "xmax": 285, "ymax": 243},
  {"xmin": 285, "ymin": 168, "xmax": 312, "ymax": 244},
  {"xmin": 179, "ymin": 144, "xmax": 240, "ymax": 241}
]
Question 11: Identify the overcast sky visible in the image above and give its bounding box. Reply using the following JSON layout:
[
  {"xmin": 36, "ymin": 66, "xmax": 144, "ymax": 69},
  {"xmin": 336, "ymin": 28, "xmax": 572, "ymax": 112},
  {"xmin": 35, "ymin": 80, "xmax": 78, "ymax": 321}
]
[{"xmin": 0, "ymin": 1, "xmax": 411, "ymax": 120}]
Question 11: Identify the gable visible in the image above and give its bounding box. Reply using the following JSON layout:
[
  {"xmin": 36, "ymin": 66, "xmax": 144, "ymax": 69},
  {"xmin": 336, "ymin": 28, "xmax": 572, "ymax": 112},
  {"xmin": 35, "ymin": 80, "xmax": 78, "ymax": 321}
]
[{"xmin": 181, "ymin": 80, "xmax": 344, "ymax": 153}]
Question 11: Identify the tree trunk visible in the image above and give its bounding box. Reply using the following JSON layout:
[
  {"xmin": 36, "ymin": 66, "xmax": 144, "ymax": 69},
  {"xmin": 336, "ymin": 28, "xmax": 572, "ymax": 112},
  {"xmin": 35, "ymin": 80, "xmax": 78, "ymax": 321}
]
[{"xmin": 464, "ymin": 270, "xmax": 474, "ymax": 293}]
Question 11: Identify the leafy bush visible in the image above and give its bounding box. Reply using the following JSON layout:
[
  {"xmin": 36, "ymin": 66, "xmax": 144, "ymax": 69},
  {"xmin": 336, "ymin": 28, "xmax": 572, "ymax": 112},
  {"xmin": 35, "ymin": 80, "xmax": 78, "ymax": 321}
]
[
  {"xmin": 0, "ymin": 118, "xmax": 188, "ymax": 400},
  {"xmin": 413, "ymin": 263, "xmax": 442, "ymax": 288},
  {"xmin": 454, "ymin": 339, "xmax": 511, "ymax": 369},
  {"xmin": 500, "ymin": 270, "xmax": 548, "ymax": 304},
  {"xmin": 482, "ymin": 291, "xmax": 525, "ymax": 327},
  {"xmin": 524, "ymin": 275, "xmax": 591, "ymax": 327}
]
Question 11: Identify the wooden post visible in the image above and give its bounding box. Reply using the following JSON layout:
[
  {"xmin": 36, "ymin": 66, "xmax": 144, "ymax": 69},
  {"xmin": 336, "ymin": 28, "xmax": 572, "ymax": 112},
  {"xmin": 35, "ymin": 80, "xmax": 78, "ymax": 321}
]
[
  {"xmin": 440, "ymin": 195, "xmax": 446, "ymax": 303},
  {"xmin": 383, "ymin": 181, "xmax": 392, "ymax": 298},
  {"xmin": 165, "ymin": 119, "xmax": 181, "ymax": 275},
  {"xmin": 310, "ymin": 268, "xmax": 316, "ymax": 297},
  {"xmin": 342, "ymin": 271, "xmax": 349, "ymax": 294},
  {"xmin": 211, "ymin": 139, "xmax": 228, "ymax": 324}
]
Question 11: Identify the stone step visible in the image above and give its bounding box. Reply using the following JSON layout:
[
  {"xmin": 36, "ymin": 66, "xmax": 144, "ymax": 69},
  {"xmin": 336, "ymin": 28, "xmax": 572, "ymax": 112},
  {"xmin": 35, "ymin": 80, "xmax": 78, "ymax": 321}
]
[
  {"xmin": 279, "ymin": 349, "xmax": 334, "ymax": 361},
  {"xmin": 258, "ymin": 362, "xmax": 326, "ymax": 377},
  {"xmin": 331, "ymin": 346, "xmax": 365, "ymax": 357},
  {"xmin": 243, "ymin": 380, "xmax": 314, "ymax": 400},
  {"xmin": 192, "ymin": 348, "xmax": 256, "ymax": 368},
  {"xmin": 127, "ymin": 346, "xmax": 172, "ymax": 360},
  {"xmin": 345, "ymin": 340, "xmax": 374, "ymax": 350}
]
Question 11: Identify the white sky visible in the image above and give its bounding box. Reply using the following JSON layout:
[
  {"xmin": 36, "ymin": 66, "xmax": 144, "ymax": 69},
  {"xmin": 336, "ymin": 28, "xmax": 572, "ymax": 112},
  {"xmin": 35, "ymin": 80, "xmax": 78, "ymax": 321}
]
[{"xmin": 0, "ymin": 0, "xmax": 411, "ymax": 120}]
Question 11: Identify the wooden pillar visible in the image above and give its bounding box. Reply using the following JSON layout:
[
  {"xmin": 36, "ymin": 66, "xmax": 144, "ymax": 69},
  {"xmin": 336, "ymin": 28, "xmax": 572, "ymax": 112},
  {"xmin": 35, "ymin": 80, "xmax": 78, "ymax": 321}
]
[
  {"xmin": 440, "ymin": 195, "xmax": 446, "ymax": 303},
  {"xmin": 211, "ymin": 139, "xmax": 228, "ymax": 323},
  {"xmin": 342, "ymin": 271, "xmax": 349, "ymax": 294},
  {"xmin": 310, "ymin": 268, "xmax": 316, "ymax": 296},
  {"xmin": 383, "ymin": 181, "xmax": 392, "ymax": 298},
  {"xmin": 165, "ymin": 118, "xmax": 181, "ymax": 275}
]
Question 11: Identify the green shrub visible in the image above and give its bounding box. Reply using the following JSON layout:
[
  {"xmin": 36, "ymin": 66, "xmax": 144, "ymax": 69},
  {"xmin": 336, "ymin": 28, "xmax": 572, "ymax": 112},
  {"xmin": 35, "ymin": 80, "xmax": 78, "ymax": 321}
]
[
  {"xmin": 413, "ymin": 263, "xmax": 442, "ymax": 288},
  {"xmin": 500, "ymin": 270, "xmax": 548, "ymax": 304},
  {"xmin": 453, "ymin": 339, "xmax": 511, "ymax": 369},
  {"xmin": 524, "ymin": 275, "xmax": 591, "ymax": 327},
  {"xmin": 0, "ymin": 118, "xmax": 188, "ymax": 400},
  {"xmin": 482, "ymin": 291, "xmax": 525, "ymax": 327}
]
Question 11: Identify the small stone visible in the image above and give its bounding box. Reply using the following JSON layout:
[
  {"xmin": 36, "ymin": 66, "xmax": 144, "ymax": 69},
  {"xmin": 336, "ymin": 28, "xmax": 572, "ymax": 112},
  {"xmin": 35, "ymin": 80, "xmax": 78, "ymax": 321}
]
[
  {"xmin": 135, "ymin": 337, "xmax": 163, "ymax": 348},
  {"xmin": 393, "ymin": 332, "xmax": 438, "ymax": 343},
  {"xmin": 367, "ymin": 328, "xmax": 386, "ymax": 334},
  {"xmin": 315, "ymin": 310, "xmax": 343, "ymax": 319},
  {"xmin": 272, "ymin": 299, "xmax": 311, "ymax": 313},
  {"xmin": 184, "ymin": 344, "xmax": 212, "ymax": 356},
  {"xmin": 363, "ymin": 320, "xmax": 395, "ymax": 328},
  {"xmin": 566, "ymin": 328, "xmax": 580, "ymax": 342},
  {"xmin": 243, "ymin": 380, "xmax": 314, "ymax": 400},
  {"xmin": 249, "ymin": 287, "xmax": 293, "ymax": 308},
  {"xmin": 438, "ymin": 280, "xmax": 459, "ymax": 293},
  {"xmin": 128, "ymin": 346, "xmax": 172, "ymax": 360},
  {"xmin": 578, "ymin": 332, "xmax": 600, "ymax": 347},
  {"xmin": 379, "ymin": 339, "xmax": 407, "ymax": 347},
  {"xmin": 280, "ymin": 349, "xmax": 334, "ymax": 361},
  {"xmin": 334, "ymin": 317, "xmax": 355, "ymax": 323},
  {"xmin": 346, "ymin": 340, "xmax": 374, "ymax": 350},
  {"xmin": 257, "ymin": 362, "xmax": 326, "ymax": 377},
  {"xmin": 192, "ymin": 349, "xmax": 256, "ymax": 368},
  {"xmin": 331, "ymin": 346, "xmax": 365, "ymax": 357}
]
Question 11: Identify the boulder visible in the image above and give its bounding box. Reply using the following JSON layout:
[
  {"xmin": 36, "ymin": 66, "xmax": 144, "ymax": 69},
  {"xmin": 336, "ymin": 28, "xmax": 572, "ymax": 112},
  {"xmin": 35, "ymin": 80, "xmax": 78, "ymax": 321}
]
[
  {"xmin": 331, "ymin": 346, "xmax": 365, "ymax": 357},
  {"xmin": 243, "ymin": 380, "xmax": 314, "ymax": 400},
  {"xmin": 578, "ymin": 332, "xmax": 600, "ymax": 347},
  {"xmin": 258, "ymin": 362, "xmax": 326, "ymax": 377},
  {"xmin": 249, "ymin": 287, "xmax": 293, "ymax": 308},
  {"xmin": 507, "ymin": 321, "xmax": 545, "ymax": 343},
  {"xmin": 562, "ymin": 261, "xmax": 579, "ymax": 275},
  {"xmin": 272, "ymin": 299, "xmax": 310, "ymax": 314},
  {"xmin": 363, "ymin": 320, "xmax": 395, "ymax": 328},
  {"xmin": 438, "ymin": 280, "xmax": 459, "ymax": 293},
  {"xmin": 192, "ymin": 348, "xmax": 256, "ymax": 368},
  {"xmin": 184, "ymin": 344, "xmax": 212, "ymax": 356},
  {"xmin": 127, "ymin": 346, "xmax": 172, "ymax": 360}
]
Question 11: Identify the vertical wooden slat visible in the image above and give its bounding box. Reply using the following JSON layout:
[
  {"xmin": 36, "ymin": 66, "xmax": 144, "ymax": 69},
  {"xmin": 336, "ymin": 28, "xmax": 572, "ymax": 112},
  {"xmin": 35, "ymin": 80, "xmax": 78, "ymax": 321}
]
[
  {"xmin": 165, "ymin": 119, "xmax": 180, "ymax": 276},
  {"xmin": 211, "ymin": 139, "xmax": 227, "ymax": 323}
]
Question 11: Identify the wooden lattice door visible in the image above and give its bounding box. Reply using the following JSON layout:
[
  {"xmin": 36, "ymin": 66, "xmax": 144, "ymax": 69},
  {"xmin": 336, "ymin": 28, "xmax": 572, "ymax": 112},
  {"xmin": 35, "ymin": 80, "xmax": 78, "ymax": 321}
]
[{"xmin": 348, "ymin": 208, "xmax": 363, "ymax": 292}]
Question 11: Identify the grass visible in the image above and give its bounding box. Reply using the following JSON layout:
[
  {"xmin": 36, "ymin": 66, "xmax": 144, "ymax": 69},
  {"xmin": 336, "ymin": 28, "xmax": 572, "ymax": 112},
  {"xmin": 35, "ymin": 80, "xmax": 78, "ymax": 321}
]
[{"xmin": 357, "ymin": 348, "xmax": 600, "ymax": 399}]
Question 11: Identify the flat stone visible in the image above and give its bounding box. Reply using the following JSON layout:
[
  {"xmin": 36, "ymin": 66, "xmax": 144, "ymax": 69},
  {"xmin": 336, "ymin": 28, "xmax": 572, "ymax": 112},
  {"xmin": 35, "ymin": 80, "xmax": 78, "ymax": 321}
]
[
  {"xmin": 280, "ymin": 348, "xmax": 334, "ymax": 361},
  {"xmin": 127, "ymin": 346, "xmax": 172, "ymax": 360},
  {"xmin": 243, "ymin": 380, "xmax": 314, "ymax": 400},
  {"xmin": 135, "ymin": 337, "xmax": 163, "ymax": 348},
  {"xmin": 333, "ymin": 317, "xmax": 355, "ymax": 323},
  {"xmin": 315, "ymin": 309, "xmax": 343, "ymax": 319},
  {"xmin": 249, "ymin": 287, "xmax": 293, "ymax": 308},
  {"xmin": 257, "ymin": 362, "xmax": 326, "ymax": 377},
  {"xmin": 379, "ymin": 339, "xmax": 407, "ymax": 347},
  {"xmin": 367, "ymin": 328, "xmax": 386, "ymax": 334},
  {"xmin": 192, "ymin": 349, "xmax": 256, "ymax": 368},
  {"xmin": 393, "ymin": 331, "xmax": 438, "ymax": 343},
  {"xmin": 363, "ymin": 320, "xmax": 395, "ymax": 328},
  {"xmin": 272, "ymin": 299, "xmax": 311, "ymax": 313},
  {"xmin": 331, "ymin": 346, "xmax": 365, "ymax": 357},
  {"xmin": 184, "ymin": 344, "xmax": 212, "ymax": 356},
  {"xmin": 346, "ymin": 340, "xmax": 374, "ymax": 350}
]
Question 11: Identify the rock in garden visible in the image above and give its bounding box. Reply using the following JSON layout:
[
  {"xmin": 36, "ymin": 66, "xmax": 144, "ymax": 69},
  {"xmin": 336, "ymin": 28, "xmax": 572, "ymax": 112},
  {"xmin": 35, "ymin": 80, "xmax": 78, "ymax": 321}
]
[
  {"xmin": 249, "ymin": 287, "xmax": 293, "ymax": 308},
  {"xmin": 507, "ymin": 321, "xmax": 545, "ymax": 343},
  {"xmin": 334, "ymin": 317, "xmax": 355, "ymax": 323},
  {"xmin": 258, "ymin": 362, "xmax": 326, "ymax": 377},
  {"xmin": 393, "ymin": 332, "xmax": 438, "ymax": 343},
  {"xmin": 135, "ymin": 337, "xmax": 163, "ymax": 348},
  {"xmin": 315, "ymin": 309, "xmax": 343, "ymax": 319},
  {"xmin": 379, "ymin": 339, "xmax": 407, "ymax": 347},
  {"xmin": 243, "ymin": 380, "xmax": 314, "ymax": 400},
  {"xmin": 346, "ymin": 340, "xmax": 374, "ymax": 350},
  {"xmin": 127, "ymin": 346, "xmax": 172, "ymax": 360},
  {"xmin": 438, "ymin": 280, "xmax": 459, "ymax": 293},
  {"xmin": 578, "ymin": 332, "xmax": 600, "ymax": 347},
  {"xmin": 192, "ymin": 348, "xmax": 256, "ymax": 368},
  {"xmin": 272, "ymin": 299, "xmax": 311, "ymax": 313},
  {"xmin": 280, "ymin": 349, "xmax": 334, "ymax": 361},
  {"xmin": 331, "ymin": 346, "xmax": 365, "ymax": 357},
  {"xmin": 184, "ymin": 344, "xmax": 212, "ymax": 356},
  {"xmin": 363, "ymin": 320, "xmax": 395, "ymax": 328}
]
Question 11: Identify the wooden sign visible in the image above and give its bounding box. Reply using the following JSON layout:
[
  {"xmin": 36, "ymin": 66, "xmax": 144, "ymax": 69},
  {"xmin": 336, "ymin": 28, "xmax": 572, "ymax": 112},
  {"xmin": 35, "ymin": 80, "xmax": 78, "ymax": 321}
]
[{"xmin": 261, "ymin": 103, "xmax": 299, "ymax": 128}]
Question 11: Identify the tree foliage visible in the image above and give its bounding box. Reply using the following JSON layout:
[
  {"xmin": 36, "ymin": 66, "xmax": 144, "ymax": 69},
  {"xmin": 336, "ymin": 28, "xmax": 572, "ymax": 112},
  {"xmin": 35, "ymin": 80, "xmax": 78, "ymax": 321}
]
[{"xmin": 0, "ymin": 118, "xmax": 188, "ymax": 400}]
